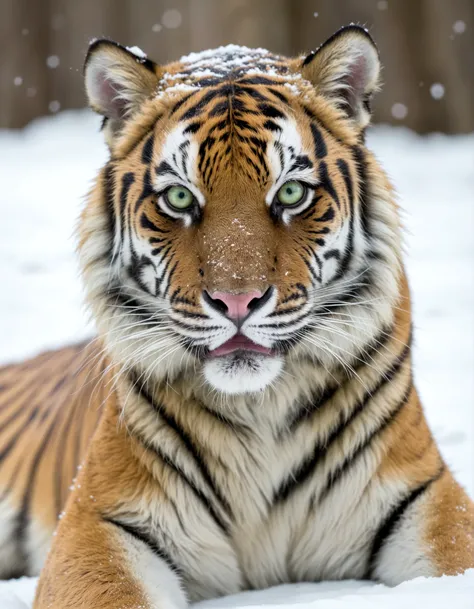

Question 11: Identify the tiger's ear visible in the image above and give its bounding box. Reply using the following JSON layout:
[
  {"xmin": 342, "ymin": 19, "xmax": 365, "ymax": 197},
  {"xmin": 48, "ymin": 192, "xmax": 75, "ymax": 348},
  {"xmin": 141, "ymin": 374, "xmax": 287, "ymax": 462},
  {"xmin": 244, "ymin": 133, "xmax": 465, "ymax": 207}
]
[
  {"xmin": 84, "ymin": 39, "xmax": 160, "ymax": 139},
  {"xmin": 301, "ymin": 25, "xmax": 380, "ymax": 129}
]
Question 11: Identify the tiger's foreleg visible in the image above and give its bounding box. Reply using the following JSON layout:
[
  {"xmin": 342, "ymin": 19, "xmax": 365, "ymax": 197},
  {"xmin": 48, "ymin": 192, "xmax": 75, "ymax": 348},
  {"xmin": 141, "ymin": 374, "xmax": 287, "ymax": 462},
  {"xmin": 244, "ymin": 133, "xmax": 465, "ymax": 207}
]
[
  {"xmin": 369, "ymin": 460, "xmax": 474, "ymax": 584},
  {"xmin": 33, "ymin": 499, "xmax": 187, "ymax": 609}
]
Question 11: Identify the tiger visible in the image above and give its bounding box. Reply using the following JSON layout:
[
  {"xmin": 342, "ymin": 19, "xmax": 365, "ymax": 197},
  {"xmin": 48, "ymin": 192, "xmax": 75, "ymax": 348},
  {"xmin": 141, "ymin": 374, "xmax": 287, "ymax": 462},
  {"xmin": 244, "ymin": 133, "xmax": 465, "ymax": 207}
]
[{"xmin": 0, "ymin": 24, "xmax": 472, "ymax": 609}]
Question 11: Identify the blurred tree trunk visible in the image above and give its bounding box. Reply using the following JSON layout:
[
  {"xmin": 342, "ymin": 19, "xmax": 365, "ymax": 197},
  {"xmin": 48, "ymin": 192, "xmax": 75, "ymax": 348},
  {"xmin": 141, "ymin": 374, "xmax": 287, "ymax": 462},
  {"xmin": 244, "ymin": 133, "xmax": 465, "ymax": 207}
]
[
  {"xmin": 0, "ymin": 0, "xmax": 49, "ymax": 128},
  {"xmin": 1, "ymin": 0, "xmax": 473, "ymax": 132}
]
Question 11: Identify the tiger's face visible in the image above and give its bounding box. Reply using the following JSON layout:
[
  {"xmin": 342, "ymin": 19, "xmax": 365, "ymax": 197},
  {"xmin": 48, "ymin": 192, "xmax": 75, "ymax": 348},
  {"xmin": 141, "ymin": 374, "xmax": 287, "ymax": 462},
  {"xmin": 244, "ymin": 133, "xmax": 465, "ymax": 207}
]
[{"xmin": 81, "ymin": 27, "xmax": 401, "ymax": 395}]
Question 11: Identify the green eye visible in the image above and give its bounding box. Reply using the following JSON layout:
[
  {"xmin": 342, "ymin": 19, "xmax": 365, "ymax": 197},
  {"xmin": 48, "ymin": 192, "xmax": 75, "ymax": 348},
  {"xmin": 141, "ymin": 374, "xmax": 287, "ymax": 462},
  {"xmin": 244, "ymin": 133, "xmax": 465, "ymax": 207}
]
[
  {"xmin": 165, "ymin": 185, "xmax": 195, "ymax": 210},
  {"xmin": 276, "ymin": 181, "xmax": 305, "ymax": 206}
]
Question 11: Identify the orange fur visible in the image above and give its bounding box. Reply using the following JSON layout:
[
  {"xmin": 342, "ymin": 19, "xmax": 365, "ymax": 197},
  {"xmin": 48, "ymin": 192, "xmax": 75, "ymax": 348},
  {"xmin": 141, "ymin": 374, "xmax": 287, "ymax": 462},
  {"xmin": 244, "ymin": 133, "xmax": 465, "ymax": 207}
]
[{"xmin": 0, "ymin": 26, "xmax": 472, "ymax": 609}]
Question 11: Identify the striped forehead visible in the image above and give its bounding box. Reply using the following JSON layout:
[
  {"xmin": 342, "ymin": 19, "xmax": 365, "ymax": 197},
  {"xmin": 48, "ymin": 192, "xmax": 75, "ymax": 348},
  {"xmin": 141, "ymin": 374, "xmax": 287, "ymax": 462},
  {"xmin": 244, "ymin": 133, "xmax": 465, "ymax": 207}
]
[{"xmin": 153, "ymin": 81, "xmax": 315, "ymax": 193}]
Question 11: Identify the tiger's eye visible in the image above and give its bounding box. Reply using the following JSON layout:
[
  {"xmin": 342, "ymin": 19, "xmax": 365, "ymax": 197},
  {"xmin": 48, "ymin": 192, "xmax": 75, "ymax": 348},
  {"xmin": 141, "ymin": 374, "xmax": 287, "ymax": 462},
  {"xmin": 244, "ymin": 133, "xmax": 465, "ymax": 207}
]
[
  {"xmin": 166, "ymin": 186, "xmax": 194, "ymax": 210},
  {"xmin": 276, "ymin": 181, "xmax": 305, "ymax": 206}
]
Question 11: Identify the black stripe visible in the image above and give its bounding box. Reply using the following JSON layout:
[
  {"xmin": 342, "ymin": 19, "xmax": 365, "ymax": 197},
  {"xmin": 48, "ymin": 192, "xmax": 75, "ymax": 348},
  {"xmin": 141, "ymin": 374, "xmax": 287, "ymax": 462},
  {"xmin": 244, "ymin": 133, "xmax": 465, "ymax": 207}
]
[
  {"xmin": 105, "ymin": 285, "xmax": 156, "ymax": 322},
  {"xmin": 136, "ymin": 433, "xmax": 229, "ymax": 535},
  {"xmin": 169, "ymin": 91, "xmax": 197, "ymax": 116},
  {"xmin": 103, "ymin": 163, "xmax": 116, "ymax": 259},
  {"xmin": 317, "ymin": 380, "xmax": 414, "ymax": 505},
  {"xmin": 366, "ymin": 465, "xmax": 445, "ymax": 579},
  {"xmin": 334, "ymin": 158, "xmax": 354, "ymax": 280},
  {"xmin": 141, "ymin": 134, "xmax": 155, "ymax": 164},
  {"xmin": 258, "ymin": 103, "xmax": 285, "ymax": 119},
  {"xmin": 131, "ymin": 375, "xmax": 234, "ymax": 520},
  {"xmin": 181, "ymin": 89, "xmax": 222, "ymax": 121},
  {"xmin": 350, "ymin": 323, "xmax": 395, "ymax": 374},
  {"xmin": 0, "ymin": 407, "xmax": 41, "ymax": 462},
  {"xmin": 302, "ymin": 105, "xmax": 344, "ymax": 146},
  {"xmin": 302, "ymin": 255, "xmax": 321, "ymax": 285},
  {"xmin": 140, "ymin": 213, "xmax": 168, "ymax": 233},
  {"xmin": 273, "ymin": 338, "xmax": 411, "ymax": 503},
  {"xmin": 310, "ymin": 123, "xmax": 327, "ymax": 158},
  {"xmin": 263, "ymin": 119, "xmax": 281, "ymax": 132},
  {"xmin": 163, "ymin": 260, "xmax": 178, "ymax": 298},
  {"xmin": 280, "ymin": 383, "xmax": 339, "ymax": 438},
  {"xmin": 239, "ymin": 76, "xmax": 280, "ymax": 86},
  {"xmin": 268, "ymin": 87, "xmax": 289, "ymax": 103},
  {"xmin": 319, "ymin": 161, "xmax": 340, "ymax": 208},
  {"xmin": 289, "ymin": 155, "xmax": 313, "ymax": 172},
  {"xmin": 54, "ymin": 350, "xmax": 85, "ymax": 516},
  {"xmin": 209, "ymin": 100, "xmax": 228, "ymax": 117},
  {"xmin": 351, "ymin": 145, "xmax": 372, "ymax": 240},
  {"xmin": 0, "ymin": 351, "xmax": 62, "ymax": 420},
  {"xmin": 134, "ymin": 168, "xmax": 154, "ymax": 213},
  {"xmin": 16, "ymin": 408, "xmax": 60, "ymax": 567},
  {"xmin": 314, "ymin": 206, "xmax": 335, "ymax": 223},
  {"xmin": 0, "ymin": 384, "xmax": 36, "ymax": 428},
  {"xmin": 120, "ymin": 172, "xmax": 135, "ymax": 240},
  {"xmin": 104, "ymin": 517, "xmax": 182, "ymax": 575},
  {"xmin": 183, "ymin": 121, "xmax": 202, "ymax": 134},
  {"xmin": 235, "ymin": 85, "xmax": 269, "ymax": 102},
  {"xmin": 267, "ymin": 304, "xmax": 305, "ymax": 319},
  {"xmin": 156, "ymin": 160, "xmax": 180, "ymax": 178},
  {"xmin": 324, "ymin": 249, "xmax": 340, "ymax": 261}
]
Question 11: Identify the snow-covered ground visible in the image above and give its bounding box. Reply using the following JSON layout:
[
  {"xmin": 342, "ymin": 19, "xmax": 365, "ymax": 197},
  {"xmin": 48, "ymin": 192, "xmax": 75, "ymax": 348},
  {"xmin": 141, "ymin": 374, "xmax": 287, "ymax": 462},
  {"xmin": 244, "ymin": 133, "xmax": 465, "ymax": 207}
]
[{"xmin": 0, "ymin": 111, "xmax": 473, "ymax": 607}]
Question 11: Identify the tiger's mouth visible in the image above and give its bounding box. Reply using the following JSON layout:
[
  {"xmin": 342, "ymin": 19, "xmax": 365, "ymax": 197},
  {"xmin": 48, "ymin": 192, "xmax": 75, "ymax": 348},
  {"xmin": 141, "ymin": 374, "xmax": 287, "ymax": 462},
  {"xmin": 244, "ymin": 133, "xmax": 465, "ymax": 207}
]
[{"xmin": 208, "ymin": 333, "xmax": 273, "ymax": 357}]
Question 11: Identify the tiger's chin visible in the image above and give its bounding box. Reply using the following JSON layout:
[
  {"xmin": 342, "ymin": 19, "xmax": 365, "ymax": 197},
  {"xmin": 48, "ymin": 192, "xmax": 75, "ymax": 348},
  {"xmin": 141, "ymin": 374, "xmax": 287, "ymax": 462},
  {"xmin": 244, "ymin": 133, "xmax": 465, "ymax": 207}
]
[{"xmin": 203, "ymin": 352, "xmax": 284, "ymax": 394}]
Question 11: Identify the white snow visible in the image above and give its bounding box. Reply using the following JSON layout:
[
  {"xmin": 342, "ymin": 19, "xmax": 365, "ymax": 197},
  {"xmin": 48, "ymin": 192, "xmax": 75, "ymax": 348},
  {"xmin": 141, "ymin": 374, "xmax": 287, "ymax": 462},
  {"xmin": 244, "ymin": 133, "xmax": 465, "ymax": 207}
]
[
  {"xmin": 45, "ymin": 55, "xmax": 60, "ymax": 69},
  {"xmin": 1, "ymin": 571, "xmax": 473, "ymax": 608},
  {"xmin": 162, "ymin": 9, "xmax": 182, "ymax": 29},
  {"xmin": 430, "ymin": 83, "xmax": 445, "ymax": 100},
  {"xmin": 0, "ymin": 110, "xmax": 473, "ymax": 607},
  {"xmin": 453, "ymin": 20, "xmax": 466, "ymax": 34},
  {"xmin": 180, "ymin": 44, "xmax": 272, "ymax": 66},
  {"xmin": 391, "ymin": 102, "xmax": 408, "ymax": 120},
  {"xmin": 126, "ymin": 45, "xmax": 147, "ymax": 60},
  {"xmin": 48, "ymin": 100, "xmax": 60, "ymax": 113}
]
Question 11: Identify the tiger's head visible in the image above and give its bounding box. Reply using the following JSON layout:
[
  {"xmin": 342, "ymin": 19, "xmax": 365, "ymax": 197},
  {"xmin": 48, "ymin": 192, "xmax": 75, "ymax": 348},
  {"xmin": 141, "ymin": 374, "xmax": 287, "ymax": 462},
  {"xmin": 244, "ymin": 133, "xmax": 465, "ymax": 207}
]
[{"xmin": 80, "ymin": 26, "xmax": 402, "ymax": 396}]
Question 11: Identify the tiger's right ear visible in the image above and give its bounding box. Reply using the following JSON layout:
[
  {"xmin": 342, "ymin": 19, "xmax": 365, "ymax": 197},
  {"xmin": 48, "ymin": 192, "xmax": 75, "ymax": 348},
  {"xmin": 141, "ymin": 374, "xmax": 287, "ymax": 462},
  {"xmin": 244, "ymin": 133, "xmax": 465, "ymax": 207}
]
[{"xmin": 84, "ymin": 39, "xmax": 160, "ymax": 139}]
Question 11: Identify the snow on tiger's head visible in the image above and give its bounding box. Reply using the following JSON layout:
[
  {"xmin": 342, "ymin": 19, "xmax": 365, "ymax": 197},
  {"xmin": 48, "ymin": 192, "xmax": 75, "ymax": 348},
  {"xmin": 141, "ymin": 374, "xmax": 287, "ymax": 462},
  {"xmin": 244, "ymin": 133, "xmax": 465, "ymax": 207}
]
[{"xmin": 79, "ymin": 27, "xmax": 401, "ymax": 396}]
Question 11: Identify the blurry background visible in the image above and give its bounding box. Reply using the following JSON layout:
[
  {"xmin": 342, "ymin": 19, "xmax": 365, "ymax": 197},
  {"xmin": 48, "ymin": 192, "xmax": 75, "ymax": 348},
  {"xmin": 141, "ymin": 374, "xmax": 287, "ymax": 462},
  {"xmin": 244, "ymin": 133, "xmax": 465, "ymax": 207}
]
[{"xmin": 1, "ymin": 0, "xmax": 473, "ymax": 132}]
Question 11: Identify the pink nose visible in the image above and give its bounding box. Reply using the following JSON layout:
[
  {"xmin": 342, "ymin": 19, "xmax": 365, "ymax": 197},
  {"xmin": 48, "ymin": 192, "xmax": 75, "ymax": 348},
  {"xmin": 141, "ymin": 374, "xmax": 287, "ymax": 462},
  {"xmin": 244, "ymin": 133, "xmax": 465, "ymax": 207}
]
[{"xmin": 209, "ymin": 290, "xmax": 263, "ymax": 321}]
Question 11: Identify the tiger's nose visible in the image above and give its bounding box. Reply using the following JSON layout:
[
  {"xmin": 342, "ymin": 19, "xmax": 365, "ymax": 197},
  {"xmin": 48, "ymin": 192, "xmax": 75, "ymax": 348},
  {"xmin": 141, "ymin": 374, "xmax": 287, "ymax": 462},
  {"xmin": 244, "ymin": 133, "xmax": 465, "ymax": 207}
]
[{"xmin": 203, "ymin": 289, "xmax": 272, "ymax": 324}]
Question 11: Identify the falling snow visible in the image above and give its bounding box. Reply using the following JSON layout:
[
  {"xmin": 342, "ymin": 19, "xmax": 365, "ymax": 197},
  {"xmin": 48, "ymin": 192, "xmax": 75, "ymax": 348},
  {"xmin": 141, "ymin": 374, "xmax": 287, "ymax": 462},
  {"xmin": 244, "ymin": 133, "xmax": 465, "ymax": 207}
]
[
  {"xmin": 453, "ymin": 20, "xmax": 466, "ymax": 34},
  {"xmin": 49, "ymin": 101, "xmax": 61, "ymax": 113},
  {"xmin": 391, "ymin": 103, "xmax": 408, "ymax": 120},
  {"xmin": 430, "ymin": 83, "xmax": 445, "ymax": 100},
  {"xmin": 162, "ymin": 9, "xmax": 182, "ymax": 29},
  {"xmin": 13, "ymin": 77, "xmax": 23, "ymax": 86},
  {"xmin": 46, "ymin": 55, "xmax": 60, "ymax": 69}
]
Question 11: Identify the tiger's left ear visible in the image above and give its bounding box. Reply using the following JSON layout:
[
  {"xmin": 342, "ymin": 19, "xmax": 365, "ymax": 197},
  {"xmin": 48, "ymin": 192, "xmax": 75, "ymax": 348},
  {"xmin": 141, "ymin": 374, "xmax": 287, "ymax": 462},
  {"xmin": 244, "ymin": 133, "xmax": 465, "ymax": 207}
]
[
  {"xmin": 84, "ymin": 39, "xmax": 160, "ymax": 144},
  {"xmin": 301, "ymin": 25, "xmax": 380, "ymax": 129}
]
